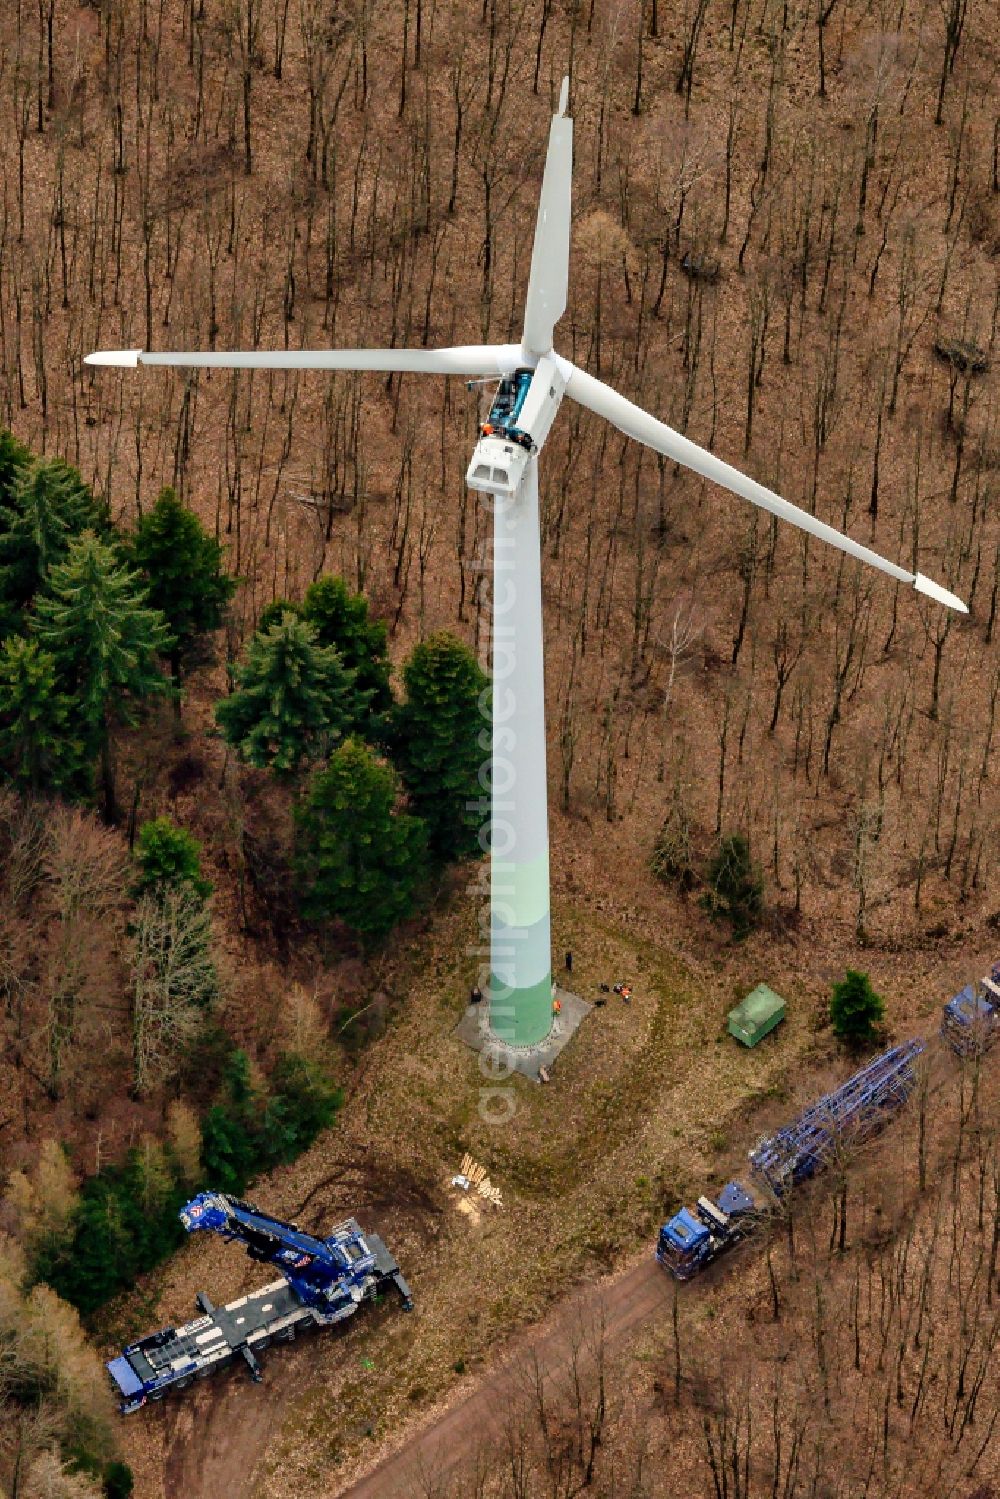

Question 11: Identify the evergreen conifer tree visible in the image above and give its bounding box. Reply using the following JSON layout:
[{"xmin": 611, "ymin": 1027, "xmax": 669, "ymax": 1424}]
[
  {"xmin": 391, "ymin": 632, "xmax": 487, "ymax": 861},
  {"xmin": 258, "ymin": 597, "xmax": 299, "ymax": 633},
  {"xmin": 0, "ymin": 457, "xmax": 107, "ymax": 631},
  {"xmin": 701, "ymin": 833, "xmax": 764, "ymax": 938},
  {"xmin": 830, "ymin": 969, "xmax": 885, "ymax": 1046},
  {"xmin": 216, "ymin": 611, "xmax": 356, "ymax": 777},
  {"xmin": 296, "ymin": 738, "xmax": 427, "ymax": 943},
  {"xmin": 301, "ymin": 575, "xmax": 392, "ymax": 729},
  {"xmin": 132, "ymin": 488, "xmax": 235, "ymax": 683},
  {"xmin": 0, "ymin": 636, "xmax": 86, "ymax": 794},
  {"xmin": 259, "ymin": 1054, "xmax": 343, "ymax": 1164},
  {"xmin": 0, "ymin": 428, "xmax": 31, "ymax": 505},
  {"xmin": 199, "ymin": 1050, "xmax": 259, "ymax": 1194},
  {"xmin": 134, "ymin": 816, "xmax": 212, "ymax": 899},
  {"xmin": 33, "ymin": 531, "xmax": 170, "ymax": 819}
]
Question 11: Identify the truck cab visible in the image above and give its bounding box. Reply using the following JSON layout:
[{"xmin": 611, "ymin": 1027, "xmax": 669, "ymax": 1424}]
[
  {"xmin": 656, "ymin": 1181, "xmax": 756, "ymax": 1280},
  {"xmin": 941, "ymin": 965, "xmax": 1000, "ymax": 1055}
]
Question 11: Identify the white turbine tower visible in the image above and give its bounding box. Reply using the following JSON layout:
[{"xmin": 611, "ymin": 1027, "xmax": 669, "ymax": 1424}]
[{"xmin": 88, "ymin": 76, "xmax": 966, "ymax": 1054}]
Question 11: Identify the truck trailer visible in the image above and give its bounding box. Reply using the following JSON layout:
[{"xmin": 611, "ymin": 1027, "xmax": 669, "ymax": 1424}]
[{"xmin": 656, "ymin": 1039, "xmax": 925, "ymax": 1282}]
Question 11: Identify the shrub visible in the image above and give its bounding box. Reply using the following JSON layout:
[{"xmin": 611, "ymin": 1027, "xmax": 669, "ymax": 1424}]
[
  {"xmin": 831, "ymin": 969, "xmax": 885, "ymax": 1046},
  {"xmin": 103, "ymin": 1461, "xmax": 134, "ymax": 1499},
  {"xmin": 165, "ymin": 1100, "xmax": 203, "ymax": 1185},
  {"xmin": 650, "ymin": 799, "xmax": 696, "ymax": 891},
  {"xmin": 62, "ymin": 1450, "xmax": 133, "ymax": 1499},
  {"xmin": 134, "ymin": 817, "xmax": 212, "ymax": 899},
  {"xmin": 702, "ymin": 833, "xmax": 763, "ymax": 938}
]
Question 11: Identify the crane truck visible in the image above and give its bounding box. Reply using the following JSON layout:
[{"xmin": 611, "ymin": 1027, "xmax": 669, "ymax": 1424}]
[
  {"xmin": 107, "ymin": 1192, "xmax": 412, "ymax": 1414},
  {"xmin": 657, "ymin": 1039, "xmax": 925, "ymax": 1280}
]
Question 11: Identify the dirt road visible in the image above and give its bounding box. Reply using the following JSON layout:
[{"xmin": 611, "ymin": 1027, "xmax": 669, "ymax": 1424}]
[
  {"xmin": 335, "ymin": 1252, "xmax": 674, "ymax": 1497},
  {"xmin": 163, "ymin": 1350, "xmax": 296, "ymax": 1496}
]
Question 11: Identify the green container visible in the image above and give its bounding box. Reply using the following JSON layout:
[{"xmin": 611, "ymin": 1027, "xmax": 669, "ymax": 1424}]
[{"xmin": 728, "ymin": 983, "xmax": 786, "ymax": 1048}]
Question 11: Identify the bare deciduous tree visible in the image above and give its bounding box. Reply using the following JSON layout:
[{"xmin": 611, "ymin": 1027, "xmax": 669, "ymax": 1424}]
[{"xmin": 129, "ymin": 887, "xmax": 219, "ymax": 1093}]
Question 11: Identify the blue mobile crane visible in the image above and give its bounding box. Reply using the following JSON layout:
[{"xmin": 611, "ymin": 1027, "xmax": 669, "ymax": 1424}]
[{"xmin": 107, "ymin": 1192, "xmax": 412, "ymax": 1414}]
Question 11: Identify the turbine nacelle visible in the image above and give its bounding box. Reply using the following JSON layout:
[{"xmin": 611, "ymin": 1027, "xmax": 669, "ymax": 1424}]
[
  {"xmin": 467, "ymin": 436, "xmax": 532, "ymax": 498},
  {"xmin": 466, "ymin": 355, "xmax": 567, "ymax": 497}
]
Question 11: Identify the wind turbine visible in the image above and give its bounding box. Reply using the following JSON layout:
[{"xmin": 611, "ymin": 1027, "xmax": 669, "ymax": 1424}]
[{"xmin": 87, "ymin": 76, "xmax": 966, "ymax": 1055}]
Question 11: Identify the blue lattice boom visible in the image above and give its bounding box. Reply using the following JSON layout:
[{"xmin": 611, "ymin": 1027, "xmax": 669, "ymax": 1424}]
[
  {"xmin": 657, "ymin": 963, "xmax": 1000, "ymax": 1281},
  {"xmin": 746, "ymin": 1040, "xmax": 924, "ymax": 1197}
]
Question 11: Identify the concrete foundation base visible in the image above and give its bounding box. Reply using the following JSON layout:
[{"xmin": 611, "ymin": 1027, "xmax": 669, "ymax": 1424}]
[{"xmin": 453, "ymin": 986, "xmax": 591, "ymax": 1081}]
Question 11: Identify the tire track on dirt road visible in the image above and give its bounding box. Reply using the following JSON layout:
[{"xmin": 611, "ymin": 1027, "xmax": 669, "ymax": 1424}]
[
  {"xmin": 335, "ymin": 1253, "xmax": 674, "ymax": 1498},
  {"xmin": 163, "ymin": 1343, "xmax": 298, "ymax": 1497}
]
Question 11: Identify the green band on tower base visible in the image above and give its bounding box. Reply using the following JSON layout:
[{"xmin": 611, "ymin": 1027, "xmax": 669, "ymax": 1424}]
[{"xmin": 488, "ymin": 970, "xmax": 553, "ymax": 1049}]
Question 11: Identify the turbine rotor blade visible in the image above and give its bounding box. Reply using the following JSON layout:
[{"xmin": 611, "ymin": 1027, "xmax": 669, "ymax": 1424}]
[
  {"xmin": 84, "ymin": 344, "xmax": 522, "ymax": 376},
  {"xmin": 522, "ymin": 78, "xmax": 573, "ymax": 358},
  {"xmin": 913, "ymin": 573, "xmax": 968, "ymax": 613},
  {"xmin": 564, "ymin": 364, "xmax": 968, "ymax": 613},
  {"xmin": 84, "ymin": 349, "xmax": 142, "ymax": 367}
]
